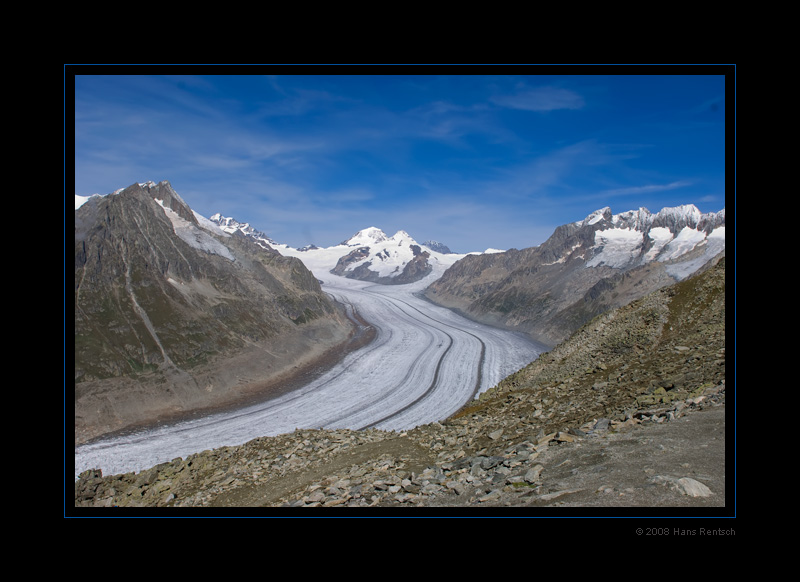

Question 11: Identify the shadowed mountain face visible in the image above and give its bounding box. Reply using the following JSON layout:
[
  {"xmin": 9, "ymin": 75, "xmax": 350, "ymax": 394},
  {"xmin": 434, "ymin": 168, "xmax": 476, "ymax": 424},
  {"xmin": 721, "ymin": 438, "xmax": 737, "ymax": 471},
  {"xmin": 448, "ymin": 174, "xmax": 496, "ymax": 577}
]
[
  {"xmin": 424, "ymin": 205, "xmax": 725, "ymax": 347},
  {"xmin": 74, "ymin": 181, "xmax": 351, "ymax": 443}
]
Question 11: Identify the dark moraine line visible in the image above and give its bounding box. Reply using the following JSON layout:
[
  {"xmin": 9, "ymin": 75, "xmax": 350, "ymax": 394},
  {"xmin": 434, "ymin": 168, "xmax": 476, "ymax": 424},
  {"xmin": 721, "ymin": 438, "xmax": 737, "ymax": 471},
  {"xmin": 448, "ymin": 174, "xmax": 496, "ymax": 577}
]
[
  {"xmin": 356, "ymin": 294, "xmax": 486, "ymax": 430},
  {"xmin": 318, "ymin": 289, "xmax": 451, "ymax": 429}
]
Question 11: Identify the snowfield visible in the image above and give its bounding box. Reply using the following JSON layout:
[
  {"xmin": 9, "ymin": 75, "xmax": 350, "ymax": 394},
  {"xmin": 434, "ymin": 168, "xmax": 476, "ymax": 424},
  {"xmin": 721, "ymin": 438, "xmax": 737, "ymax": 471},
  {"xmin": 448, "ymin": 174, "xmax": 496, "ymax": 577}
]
[{"xmin": 74, "ymin": 252, "xmax": 543, "ymax": 478}]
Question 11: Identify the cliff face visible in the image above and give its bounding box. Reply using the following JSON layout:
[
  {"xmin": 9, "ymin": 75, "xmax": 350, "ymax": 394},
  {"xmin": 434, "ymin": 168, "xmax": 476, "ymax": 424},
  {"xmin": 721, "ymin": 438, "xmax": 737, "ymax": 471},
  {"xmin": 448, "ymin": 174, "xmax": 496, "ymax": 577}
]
[{"xmin": 74, "ymin": 181, "xmax": 352, "ymax": 444}]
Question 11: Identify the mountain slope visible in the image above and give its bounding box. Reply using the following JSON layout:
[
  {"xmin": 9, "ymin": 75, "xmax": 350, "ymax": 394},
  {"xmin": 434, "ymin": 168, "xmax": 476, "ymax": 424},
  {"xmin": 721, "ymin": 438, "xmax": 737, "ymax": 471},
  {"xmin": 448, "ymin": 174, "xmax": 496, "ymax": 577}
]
[
  {"xmin": 425, "ymin": 204, "xmax": 725, "ymax": 346},
  {"xmin": 74, "ymin": 181, "xmax": 352, "ymax": 444}
]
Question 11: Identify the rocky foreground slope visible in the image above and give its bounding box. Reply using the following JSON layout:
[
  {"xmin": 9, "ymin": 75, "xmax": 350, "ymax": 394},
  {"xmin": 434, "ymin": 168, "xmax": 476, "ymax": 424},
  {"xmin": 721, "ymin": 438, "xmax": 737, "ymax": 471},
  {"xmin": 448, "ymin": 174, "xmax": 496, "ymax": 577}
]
[{"xmin": 74, "ymin": 257, "xmax": 728, "ymax": 512}]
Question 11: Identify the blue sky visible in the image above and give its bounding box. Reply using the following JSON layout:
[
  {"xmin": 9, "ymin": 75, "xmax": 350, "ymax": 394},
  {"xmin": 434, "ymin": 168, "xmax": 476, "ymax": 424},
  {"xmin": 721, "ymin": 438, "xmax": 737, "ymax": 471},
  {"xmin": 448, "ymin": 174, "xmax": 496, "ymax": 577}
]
[{"xmin": 72, "ymin": 69, "xmax": 730, "ymax": 253}]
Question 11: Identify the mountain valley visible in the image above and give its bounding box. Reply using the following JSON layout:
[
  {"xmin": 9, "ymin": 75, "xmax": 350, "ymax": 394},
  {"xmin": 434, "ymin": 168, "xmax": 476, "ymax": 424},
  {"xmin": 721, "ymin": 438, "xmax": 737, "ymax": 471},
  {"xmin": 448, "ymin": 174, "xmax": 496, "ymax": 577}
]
[{"xmin": 72, "ymin": 182, "xmax": 729, "ymax": 512}]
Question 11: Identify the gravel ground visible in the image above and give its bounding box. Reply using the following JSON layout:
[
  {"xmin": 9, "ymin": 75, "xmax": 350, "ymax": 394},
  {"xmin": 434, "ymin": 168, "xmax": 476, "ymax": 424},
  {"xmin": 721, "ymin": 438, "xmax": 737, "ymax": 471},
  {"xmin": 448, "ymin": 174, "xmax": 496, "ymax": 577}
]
[{"xmin": 462, "ymin": 402, "xmax": 729, "ymax": 512}]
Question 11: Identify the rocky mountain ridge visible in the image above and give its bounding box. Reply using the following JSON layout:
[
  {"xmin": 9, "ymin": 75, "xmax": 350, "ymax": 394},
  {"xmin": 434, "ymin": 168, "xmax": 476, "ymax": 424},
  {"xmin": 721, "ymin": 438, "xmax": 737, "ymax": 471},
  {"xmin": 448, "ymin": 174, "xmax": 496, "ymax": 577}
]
[
  {"xmin": 74, "ymin": 257, "xmax": 728, "ymax": 511},
  {"xmin": 421, "ymin": 240, "xmax": 453, "ymax": 255},
  {"xmin": 425, "ymin": 204, "xmax": 725, "ymax": 347},
  {"xmin": 579, "ymin": 204, "xmax": 725, "ymax": 236},
  {"xmin": 74, "ymin": 181, "xmax": 353, "ymax": 445},
  {"xmin": 207, "ymin": 213, "xmax": 280, "ymax": 250}
]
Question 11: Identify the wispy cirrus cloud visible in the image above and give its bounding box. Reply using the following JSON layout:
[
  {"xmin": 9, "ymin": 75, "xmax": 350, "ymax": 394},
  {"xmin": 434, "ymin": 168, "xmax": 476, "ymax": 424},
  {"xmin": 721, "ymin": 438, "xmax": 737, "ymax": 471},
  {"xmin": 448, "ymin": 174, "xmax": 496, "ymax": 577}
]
[
  {"xmin": 601, "ymin": 181, "xmax": 692, "ymax": 196},
  {"xmin": 489, "ymin": 85, "xmax": 585, "ymax": 112}
]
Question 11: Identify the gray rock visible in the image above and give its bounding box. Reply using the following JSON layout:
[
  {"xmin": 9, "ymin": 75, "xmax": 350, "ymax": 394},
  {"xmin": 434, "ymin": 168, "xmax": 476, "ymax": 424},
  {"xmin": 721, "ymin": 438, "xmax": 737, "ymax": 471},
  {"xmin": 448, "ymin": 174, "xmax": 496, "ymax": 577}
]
[
  {"xmin": 651, "ymin": 475, "xmax": 713, "ymax": 497},
  {"xmin": 488, "ymin": 429, "xmax": 504, "ymax": 440},
  {"xmin": 480, "ymin": 456, "xmax": 505, "ymax": 470},
  {"xmin": 592, "ymin": 418, "xmax": 610, "ymax": 432},
  {"xmin": 524, "ymin": 464, "xmax": 544, "ymax": 483}
]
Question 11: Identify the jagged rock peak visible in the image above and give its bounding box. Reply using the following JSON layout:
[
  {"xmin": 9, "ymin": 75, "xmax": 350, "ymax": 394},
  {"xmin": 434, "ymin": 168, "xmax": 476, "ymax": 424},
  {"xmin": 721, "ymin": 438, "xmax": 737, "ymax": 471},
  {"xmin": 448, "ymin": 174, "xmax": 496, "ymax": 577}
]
[
  {"xmin": 579, "ymin": 206, "xmax": 614, "ymax": 226},
  {"xmin": 206, "ymin": 213, "xmax": 280, "ymax": 254},
  {"xmin": 113, "ymin": 180, "xmax": 197, "ymax": 225},
  {"xmin": 652, "ymin": 205, "xmax": 725, "ymax": 234},
  {"xmin": 422, "ymin": 240, "xmax": 453, "ymax": 254},
  {"xmin": 209, "ymin": 213, "xmax": 276, "ymax": 242},
  {"xmin": 578, "ymin": 204, "xmax": 725, "ymax": 235}
]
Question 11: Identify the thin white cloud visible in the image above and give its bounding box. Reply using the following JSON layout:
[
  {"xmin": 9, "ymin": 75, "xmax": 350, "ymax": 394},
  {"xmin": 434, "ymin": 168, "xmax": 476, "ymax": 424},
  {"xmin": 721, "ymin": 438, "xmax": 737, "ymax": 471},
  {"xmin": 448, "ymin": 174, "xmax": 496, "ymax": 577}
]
[
  {"xmin": 601, "ymin": 181, "xmax": 692, "ymax": 196},
  {"xmin": 251, "ymin": 87, "xmax": 358, "ymax": 119},
  {"xmin": 484, "ymin": 139, "xmax": 615, "ymax": 200},
  {"xmin": 312, "ymin": 188, "xmax": 375, "ymax": 205},
  {"xmin": 490, "ymin": 86, "xmax": 585, "ymax": 112}
]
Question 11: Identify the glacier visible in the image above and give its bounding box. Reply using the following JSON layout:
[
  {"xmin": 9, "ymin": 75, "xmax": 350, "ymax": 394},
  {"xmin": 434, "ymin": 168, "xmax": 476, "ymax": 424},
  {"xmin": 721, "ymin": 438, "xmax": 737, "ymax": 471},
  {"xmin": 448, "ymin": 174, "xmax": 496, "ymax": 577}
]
[{"xmin": 74, "ymin": 248, "xmax": 543, "ymax": 478}]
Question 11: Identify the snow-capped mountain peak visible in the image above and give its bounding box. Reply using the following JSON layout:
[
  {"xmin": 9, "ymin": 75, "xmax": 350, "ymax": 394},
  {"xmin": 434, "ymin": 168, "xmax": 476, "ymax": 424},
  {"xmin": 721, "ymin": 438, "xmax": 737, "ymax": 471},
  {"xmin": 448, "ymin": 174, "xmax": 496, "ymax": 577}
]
[
  {"xmin": 207, "ymin": 213, "xmax": 277, "ymax": 249},
  {"xmin": 581, "ymin": 206, "xmax": 612, "ymax": 226},
  {"xmin": 578, "ymin": 204, "xmax": 725, "ymax": 278},
  {"xmin": 389, "ymin": 230, "xmax": 414, "ymax": 244},
  {"xmin": 654, "ymin": 203, "xmax": 702, "ymax": 224},
  {"xmin": 268, "ymin": 225, "xmax": 468, "ymax": 286},
  {"xmin": 342, "ymin": 227, "xmax": 389, "ymax": 246},
  {"xmin": 331, "ymin": 227, "xmax": 433, "ymax": 283}
]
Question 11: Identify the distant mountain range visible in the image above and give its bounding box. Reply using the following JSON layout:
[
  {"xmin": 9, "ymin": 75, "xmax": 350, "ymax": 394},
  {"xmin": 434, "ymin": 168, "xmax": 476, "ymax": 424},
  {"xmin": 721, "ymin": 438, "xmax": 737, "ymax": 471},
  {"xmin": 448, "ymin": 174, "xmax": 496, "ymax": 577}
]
[
  {"xmin": 425, "ymin": 204, "xmax": 725, "ymax": 347},
  {"xmin": 198, "ymin": 201, "xmax": 726, "ymax": 346},
  {"xmin": 206, "ymin": 218, "xmax": 474, "ymax": 285}
]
